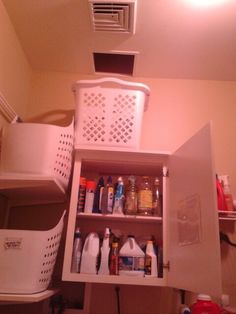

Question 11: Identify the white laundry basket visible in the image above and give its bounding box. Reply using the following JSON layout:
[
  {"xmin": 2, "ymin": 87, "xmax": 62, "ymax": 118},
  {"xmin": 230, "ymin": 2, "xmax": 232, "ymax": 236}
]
[
  {"xmin": 72, "ymin": 77, "xmax": 150, "ymax": 150},
  {"xmin": 0, "ymin": 211, "xmax": 66, "ymax": 294},
  {"xmin": 0, "ymin": 120, "xmax": 74, "ymax": 192}
]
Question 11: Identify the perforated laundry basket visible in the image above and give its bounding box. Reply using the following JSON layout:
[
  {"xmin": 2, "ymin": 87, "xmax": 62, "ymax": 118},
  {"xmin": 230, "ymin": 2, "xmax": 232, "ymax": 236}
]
[
  {"xmin": 0, "ymin": 211, "xmax": 66, "ymax": 294},
  {"xmin": 0, "ymin": 120, "xmax": 74, "ymax": 191},
  {"xmin": 72, "ymin": 77, "xmax": 150, "ymax": 149}
]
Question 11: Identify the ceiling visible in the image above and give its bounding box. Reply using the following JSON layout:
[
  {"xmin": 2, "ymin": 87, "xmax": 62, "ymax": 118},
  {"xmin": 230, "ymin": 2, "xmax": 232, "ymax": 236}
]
[{"xmin": 3, "ymin": 0, "xmax": 236, "ymax": 81}]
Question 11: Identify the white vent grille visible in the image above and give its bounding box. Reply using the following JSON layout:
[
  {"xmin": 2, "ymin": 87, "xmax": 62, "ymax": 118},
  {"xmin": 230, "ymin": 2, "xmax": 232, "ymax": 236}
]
[{"xmin": 89, "ymin": 0, "xmax": 137, "ymax": 34}]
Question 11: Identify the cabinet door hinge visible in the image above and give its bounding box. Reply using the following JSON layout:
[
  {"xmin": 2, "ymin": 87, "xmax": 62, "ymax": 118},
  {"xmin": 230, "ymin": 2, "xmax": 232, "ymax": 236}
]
[
  {"xmin": 163, "ymin": 166, "xmax": 169, "ymax": 177},
  {"xmin": 163, "ymin": 261, "xmax": 170, "ymax": 271}
]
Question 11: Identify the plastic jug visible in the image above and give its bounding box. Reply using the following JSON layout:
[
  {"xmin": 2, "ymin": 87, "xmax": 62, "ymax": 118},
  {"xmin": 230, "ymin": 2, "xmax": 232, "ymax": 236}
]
[
  {"xmin": 119, "ymin": 235, "xmax": 145, "ymax": 276},
  {"xmin": 80, "ymin": 232, "xmax": 100, "ymax": 274},
  {"xmin": 191, "ymin": 294, "xmax": 220, "ymax": 314}
]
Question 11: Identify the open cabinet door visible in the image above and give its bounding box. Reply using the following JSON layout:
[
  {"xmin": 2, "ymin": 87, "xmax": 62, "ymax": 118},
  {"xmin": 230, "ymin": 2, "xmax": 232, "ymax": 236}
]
[{"xmin": 167, "ymin": 123, "xmax": 222, "ymax": 297}]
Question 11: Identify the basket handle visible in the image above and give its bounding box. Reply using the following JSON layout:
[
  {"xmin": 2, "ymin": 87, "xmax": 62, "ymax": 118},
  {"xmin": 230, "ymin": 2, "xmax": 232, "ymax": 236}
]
[{"xmin": 72, "ymin": 77, "xmax": 150, "ymax": 111}]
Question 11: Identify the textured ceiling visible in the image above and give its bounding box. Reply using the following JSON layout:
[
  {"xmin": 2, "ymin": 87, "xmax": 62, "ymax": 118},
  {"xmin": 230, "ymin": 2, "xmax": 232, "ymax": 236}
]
[{"xmin": 3, "ymin": 0, "xmax": 236, "ymax": 80}]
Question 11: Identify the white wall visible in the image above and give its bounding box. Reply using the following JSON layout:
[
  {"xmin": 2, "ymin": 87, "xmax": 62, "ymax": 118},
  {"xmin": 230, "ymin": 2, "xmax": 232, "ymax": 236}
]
[{"xmin": 0, "ymin": 0, "xmax": 31, "ymax": 126}]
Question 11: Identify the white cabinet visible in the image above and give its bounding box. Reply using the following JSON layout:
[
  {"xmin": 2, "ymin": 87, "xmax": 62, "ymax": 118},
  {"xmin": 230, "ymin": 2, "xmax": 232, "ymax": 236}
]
[{"xmin": 62, "ymin": 123, "xmax": 222, "ymax": 297}]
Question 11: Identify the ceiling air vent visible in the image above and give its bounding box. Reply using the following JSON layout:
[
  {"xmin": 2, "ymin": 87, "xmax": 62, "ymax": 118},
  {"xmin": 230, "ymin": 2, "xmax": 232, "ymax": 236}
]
[{"xmin": 88, "ymin": 0, "xmax": 137, "ymax": 34}]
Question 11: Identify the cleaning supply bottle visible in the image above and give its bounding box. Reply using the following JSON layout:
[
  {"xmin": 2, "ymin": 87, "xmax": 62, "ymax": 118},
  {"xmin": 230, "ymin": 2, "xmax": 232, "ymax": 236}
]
[
  {"xmin": 152, "ymin": 177, "xmax": 162, "ymax": 216},
  {"xmin": 113, "ymin": 177, "xmax": 125, "ymax": 215},
  {"xmin": 119, "ymin": 235, "xmax": 145, "ymax": 276},
  {"xmin": 80, "ymin": 232, "xmax": 100, "ymax": 274},
  {"xmin": 219, "ymin": 175, "xmax": 234, "ymax": 211},
  {"xmin": 125, "ymin": 175, "xmax": 138, "ymax": 215},
  {"xmin": 98, "ymin": 227, "xmax": 110, "ymax": 275},
  {"xmin": 71, "ymin": 227, "xmax": 82, "ymax": 273},
  {"xmin": 191, "ymin": 294, "xmax": 221, "ymax": 314},
  {"xmin": 84, "ymin": 180, "xmax": 96, "ymax": 213},
  {"xmin": 110, "ymin": 241, "xmax": 119, "ymax": 275},
  {"xmin": 144, "ymin": 240, "xmax": 158, "ymax": 277},
  {"xmin": 216, "ymin": 175, "xmax": 227, "ymax": 211},
  {"xmin": 138, "ymin": 176, "xmax": 153, "ymax": 216},
  {"xmin": 93, "ymin": 177, "xmax": 104, "ymax": 213},
  {"xmin": 101, "ymin": 176, "xmax": 114, "ymax": 214},
  {"xmin": 77, "ymin": 177, "xmax": 86, "ymax": 213}
]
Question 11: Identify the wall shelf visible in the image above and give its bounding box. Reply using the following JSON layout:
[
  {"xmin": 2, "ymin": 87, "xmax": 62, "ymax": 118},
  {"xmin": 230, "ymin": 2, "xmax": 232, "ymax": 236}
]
[
  {"xmin": 0, "ymin": 288, "xmax": 59, "ymax": 304},
  {"xmin": 219, "ymin": 211, "xmax": 236, "ymax": 221},
  {"xmin": 0, "ymin": 174, "xmax": 67, "ymax": 205}
]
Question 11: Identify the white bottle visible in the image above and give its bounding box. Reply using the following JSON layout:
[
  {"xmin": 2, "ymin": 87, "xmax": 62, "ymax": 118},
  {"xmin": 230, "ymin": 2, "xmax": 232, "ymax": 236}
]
[
  {"xmin": 144, "ymin": 240, "xmax": 158, "ymax": 277},
  {"xmin": 119, "ymin": 235, "xmax": 145, "ymax": 276},
  {"xmin": 71, "ymin": 227, "xmax": 82, "ymax": 273},
  {"xmin": 80, "ymin": 232, "xmax": 100, "ymax": 274},
  {"xmin": 98, "ymin": 227, "xmax": 110, "ymax": 275},
  {"xmin": 84, "ymin": 180, "xmax": 96, "ymax": 213}
]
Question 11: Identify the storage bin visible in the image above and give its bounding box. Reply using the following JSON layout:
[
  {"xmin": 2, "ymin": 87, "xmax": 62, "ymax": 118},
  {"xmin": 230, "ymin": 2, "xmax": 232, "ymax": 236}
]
[
  {"xmin": 0, "ymin": 120, "xmax": 74, "ymax": 192},
  {"xmin": 0, "ymin": 211, "xmax": 66, "ymax": 294},
  {"xmin": 72, "ymin": 77, "xmax": 150, "ymax": 150}
]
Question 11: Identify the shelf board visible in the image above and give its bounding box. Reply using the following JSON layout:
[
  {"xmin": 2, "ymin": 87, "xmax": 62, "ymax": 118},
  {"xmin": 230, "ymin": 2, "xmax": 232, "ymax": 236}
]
[
  {"xmin": 77, "ymin": 212, "xmax": 162, "ymax": 223},
  {"xmin": 0, "ymin": 288, "xmax": 59, "ymax": 304},
  {"xmin": 64, "ymin": 272, "xmax": 166, "ymax": 286},
  {"xmin": 219, "ymin": 211, "xmax": 236, "ymax": 221},
  {"xmin": 0, "ymin": 173, "xmax": 67, "ymax": 205}
]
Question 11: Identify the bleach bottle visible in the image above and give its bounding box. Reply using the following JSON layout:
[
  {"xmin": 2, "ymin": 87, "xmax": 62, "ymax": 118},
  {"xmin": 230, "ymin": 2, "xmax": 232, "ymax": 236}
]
[
  {"xmin": 80, "ymin": 232, "xmax": 100, "ymax": 274},
  {"xmin": 119, "ymin": 235, "xmax": 145, "ymax": 276},
  {"xmin": 191, "ymin": 294, "xmax": 220, "ymax": 314}
]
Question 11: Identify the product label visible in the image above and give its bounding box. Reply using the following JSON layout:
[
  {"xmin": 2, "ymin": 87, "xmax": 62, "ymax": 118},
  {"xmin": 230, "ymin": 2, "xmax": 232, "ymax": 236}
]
[
  {"xmin": 119, "ymin": 256, "xmax": 145, "ymax": 272},
  {"xmin": 4, "ymin": 237, "xmax": 23, "ymax": 250},
  {"xmin": 138, "ymin": 190, "xmax": 152, "ymax": 209},
  {"xmin": 144, "ymin": 254, "xmax": 152, "ymax": 275}
]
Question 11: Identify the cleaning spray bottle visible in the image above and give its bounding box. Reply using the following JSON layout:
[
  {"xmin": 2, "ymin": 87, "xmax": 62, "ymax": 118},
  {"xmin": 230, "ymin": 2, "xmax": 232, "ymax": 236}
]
[
  {"xmin": 98, "ymin": 227, "xmax": 110, "ymax": 275},
  {"xmin": 113, "ymin": 176, "xmax": 125, "ymax": 215}
]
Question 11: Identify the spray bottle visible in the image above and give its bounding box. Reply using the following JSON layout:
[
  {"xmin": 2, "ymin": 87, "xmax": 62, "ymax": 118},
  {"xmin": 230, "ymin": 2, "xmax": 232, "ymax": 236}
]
[
  {"xmin": 113, "ymin": 177, "xmax": 125, "ymax": 215},
  {"xmin": 98, "ymin": 227, "xmax": 110, "ymax": 275}
]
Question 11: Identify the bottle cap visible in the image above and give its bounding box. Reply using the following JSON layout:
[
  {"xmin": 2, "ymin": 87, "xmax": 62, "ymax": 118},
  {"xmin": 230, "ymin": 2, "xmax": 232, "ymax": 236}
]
[
  {"xmin": 197, "ymin": 294, "xmax": 211, "ymax": 301},
  {"xmin": 86, "ymin": 180, "xmax": 96, "ymax": 190}
]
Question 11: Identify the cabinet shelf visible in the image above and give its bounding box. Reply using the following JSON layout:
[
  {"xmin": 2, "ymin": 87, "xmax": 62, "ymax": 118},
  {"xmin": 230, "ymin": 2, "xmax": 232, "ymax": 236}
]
[
  {"xmin": 65, "ymin": 273, "xmax": 165, "ymax": 287},
  {"xmin": 77, "ymin": 213, "xmax": 162, "ymax": 224}
]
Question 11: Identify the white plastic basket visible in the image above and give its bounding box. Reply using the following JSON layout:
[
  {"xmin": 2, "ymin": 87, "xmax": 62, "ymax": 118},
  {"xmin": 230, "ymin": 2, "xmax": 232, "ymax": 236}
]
[
  {"xmin": 72, "ymin": 77, "xmax": 150, "ymax": 149},
  {"xmin": 0, "ymin": 120, "xmax": 74, "ymax": 191},
  {"xmin": 0, "ymin": 211, "xmax": 66, "ymax": 294}
]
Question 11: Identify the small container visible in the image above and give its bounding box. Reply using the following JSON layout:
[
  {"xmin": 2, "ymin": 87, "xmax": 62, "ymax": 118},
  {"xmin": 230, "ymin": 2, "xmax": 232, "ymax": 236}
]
[
  {"xmin": 110, "ymin": 241, "xmax": 119, "ymax": 275},
  {"xmin": 84, "ymin": 180, "xmax": 96, "ymax": 213},
  {"xmin": 77, "ymin": 177, "xmax": 87, "ymax": 213},
  {"xmin": 191, "ymin": 294, "xmax": 220, "ymax": 314},
  {"xmin": 152, "ymin": 177, "xmax": 162, "ymax": 217}
]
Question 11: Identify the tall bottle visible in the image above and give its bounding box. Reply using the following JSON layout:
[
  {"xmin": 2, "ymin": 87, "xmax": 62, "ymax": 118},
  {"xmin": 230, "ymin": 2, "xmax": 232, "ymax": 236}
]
[
  {"xmin": 101, "ymin": 176, "xmax": 114, "ymax": 214},
  {"xmin": 138, "ymin": 176, "xmax": 153, "ymax": 216},
  {"xmin": 71, "ymin": 227, "xmax": 82, "ymax": 273},
  {"xmin": 144, "ymin": 240, "xmax": 158, "ymax": 277},
  {"xmin": 84, "ymin": 180, "xmax": 96, "ymax": 213},
  {"xmin": 216, "ymin": 175, "xmax": 227, "ymax": 211},
  {"xmin": 125, "ymin": 175, "xmax": 138, "ymax": 215},
  {"xmin": 113, "ymin": 177, "xmax": 125, "ymax": 215},
  {"xmin": 77, "ymin": 177, "xmax": 86, "ymax": 213},
  {"xmin": 110, "ymin": 241, "xmax": 119, "ymax": 275},
  {"xmin": 98, "ymin": 228, "xmax": 110, "ymax": 275},
  {"xmin": 152, "ymin": 177, "xmax": 162, "ymax": 217},
  {"xmin": 92, "ymin": 177, "xmax": 104, "ymax": 213}
]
